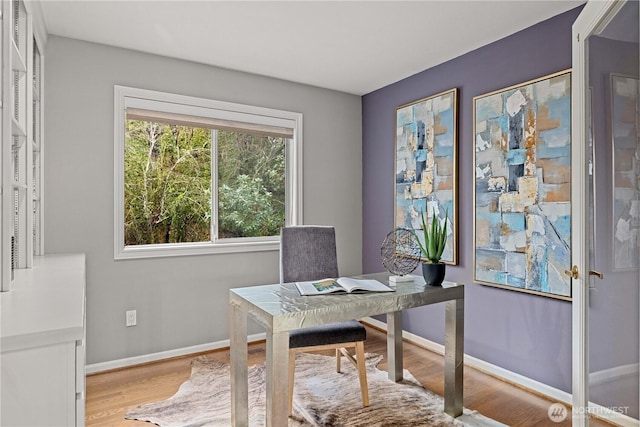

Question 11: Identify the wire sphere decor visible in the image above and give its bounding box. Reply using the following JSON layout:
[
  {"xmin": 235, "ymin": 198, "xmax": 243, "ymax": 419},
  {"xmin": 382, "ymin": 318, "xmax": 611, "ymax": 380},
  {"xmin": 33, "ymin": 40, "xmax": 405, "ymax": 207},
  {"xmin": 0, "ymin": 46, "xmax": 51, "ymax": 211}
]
[{"xmin": 380, "ymin": 228, "xmax": 421, "ymax": 279}]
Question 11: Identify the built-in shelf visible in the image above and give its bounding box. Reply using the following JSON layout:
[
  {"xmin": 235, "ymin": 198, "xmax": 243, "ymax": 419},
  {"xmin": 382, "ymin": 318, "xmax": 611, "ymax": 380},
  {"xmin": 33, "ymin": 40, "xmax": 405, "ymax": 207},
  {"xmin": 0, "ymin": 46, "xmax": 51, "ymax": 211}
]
[
  {"xmin": 11, "ymin": 180, "xmax": 27, "ymax": 190},
  {"xmin": 11, "ymin": 39, "xmax": 26, "ymax": 73},
  {"xmin": 11, "ymin": 116, "xmax": 26, "ymax": 138},
  {"xmin": 2, "ymin": 0, "xmax": 46, "ymax": 290}
]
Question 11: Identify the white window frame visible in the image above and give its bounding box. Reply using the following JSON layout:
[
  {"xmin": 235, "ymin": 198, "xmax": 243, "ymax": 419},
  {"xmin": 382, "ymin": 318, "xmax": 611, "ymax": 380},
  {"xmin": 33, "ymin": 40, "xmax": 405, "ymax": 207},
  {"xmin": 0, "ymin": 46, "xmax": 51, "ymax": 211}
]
[{"xmin": 114, "ymin": 86, "xmax": 303, "ymax": 260}]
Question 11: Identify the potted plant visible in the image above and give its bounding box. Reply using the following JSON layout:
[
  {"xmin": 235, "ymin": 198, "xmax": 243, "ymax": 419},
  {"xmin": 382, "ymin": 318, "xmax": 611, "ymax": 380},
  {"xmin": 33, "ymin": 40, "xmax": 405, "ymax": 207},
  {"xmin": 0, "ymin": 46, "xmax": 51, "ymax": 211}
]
[{"xmin": 415, "ymin": 207, "xmax": 448, "ymax": 286}]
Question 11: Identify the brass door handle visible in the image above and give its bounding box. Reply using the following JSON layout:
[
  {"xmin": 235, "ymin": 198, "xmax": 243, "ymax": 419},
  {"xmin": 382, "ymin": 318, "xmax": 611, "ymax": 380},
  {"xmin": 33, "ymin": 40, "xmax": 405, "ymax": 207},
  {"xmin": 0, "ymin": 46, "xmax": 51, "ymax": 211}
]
[
  {"xmin": 564, "ymin": 265, "xmax": 579, "ymax": 280},
  {"xmin": 589, "ymin": 270, "xmax": 604, "ymax": 279}
]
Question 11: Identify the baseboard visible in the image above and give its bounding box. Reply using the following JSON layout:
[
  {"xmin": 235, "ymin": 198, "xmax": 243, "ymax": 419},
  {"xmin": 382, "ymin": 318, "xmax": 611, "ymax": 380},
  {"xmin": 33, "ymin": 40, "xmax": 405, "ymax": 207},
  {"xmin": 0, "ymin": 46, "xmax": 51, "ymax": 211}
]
[
  {"xmin": 360, "ymin": 317, "xmax": 639, "ymax": 427},
  {"xmin": 590, "ymin": 362, "xmax": 639, "ymax": 386},
  {"xmin": 85, "ymin": 332, "xmax": 266, "ymax": 374}
]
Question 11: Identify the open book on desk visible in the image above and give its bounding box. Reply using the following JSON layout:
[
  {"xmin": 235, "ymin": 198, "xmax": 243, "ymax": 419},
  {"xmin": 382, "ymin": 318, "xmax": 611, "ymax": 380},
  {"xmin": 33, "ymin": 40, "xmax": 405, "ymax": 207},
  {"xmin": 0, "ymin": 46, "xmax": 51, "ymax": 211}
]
[{"xmin": 295, "ymin": 277, "xmax": 394, "ymax": 296}]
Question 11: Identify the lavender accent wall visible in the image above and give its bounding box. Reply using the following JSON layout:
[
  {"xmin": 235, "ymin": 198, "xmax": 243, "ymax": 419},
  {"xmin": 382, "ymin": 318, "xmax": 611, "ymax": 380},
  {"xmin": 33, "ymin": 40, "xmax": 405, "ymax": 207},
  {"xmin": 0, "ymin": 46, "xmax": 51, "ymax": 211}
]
[{"xmin": 362, "ymin": 7, "xmax": 582, "ymax": 392}]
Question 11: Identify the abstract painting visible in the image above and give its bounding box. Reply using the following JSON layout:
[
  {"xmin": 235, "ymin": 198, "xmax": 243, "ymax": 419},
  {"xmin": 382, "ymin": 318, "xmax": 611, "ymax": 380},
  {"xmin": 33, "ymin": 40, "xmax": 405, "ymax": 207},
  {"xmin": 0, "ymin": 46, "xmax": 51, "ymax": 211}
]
[
  {"xmin": 395, "ymin": 89, "xmax": 457, "ymax": 264},
  {"xmin": 612, "ymin": 74, "xmax": 640, "ymax": 270},
  {"xmin": 473, "ymin": 71, "xmax": 571, "ymax": 299}
]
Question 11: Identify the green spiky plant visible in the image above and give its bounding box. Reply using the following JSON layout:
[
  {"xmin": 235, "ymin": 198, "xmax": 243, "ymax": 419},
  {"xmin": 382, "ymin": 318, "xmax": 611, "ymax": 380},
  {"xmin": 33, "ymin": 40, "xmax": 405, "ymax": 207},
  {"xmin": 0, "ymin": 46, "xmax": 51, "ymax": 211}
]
[{"xmin": 415, "ymin": 206, "xmax": 448, "ymax": 264}]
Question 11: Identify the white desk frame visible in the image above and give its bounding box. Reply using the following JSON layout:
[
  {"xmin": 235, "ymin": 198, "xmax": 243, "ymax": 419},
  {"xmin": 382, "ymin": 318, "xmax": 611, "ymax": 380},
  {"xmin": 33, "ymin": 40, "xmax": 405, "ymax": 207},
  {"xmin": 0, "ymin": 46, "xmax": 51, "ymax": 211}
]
[{"xmin": 229, "ymin": 272, "xmax": 464, "ymax": 427}]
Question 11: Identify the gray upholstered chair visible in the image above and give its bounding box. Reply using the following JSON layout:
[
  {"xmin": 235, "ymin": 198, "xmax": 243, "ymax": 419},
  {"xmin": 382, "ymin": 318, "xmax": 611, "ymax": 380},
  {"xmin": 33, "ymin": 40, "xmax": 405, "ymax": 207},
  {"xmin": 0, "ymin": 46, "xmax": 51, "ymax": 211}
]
[{"xmin": 280, "ymin": 225, "xmax": 369, "ymax": 415}]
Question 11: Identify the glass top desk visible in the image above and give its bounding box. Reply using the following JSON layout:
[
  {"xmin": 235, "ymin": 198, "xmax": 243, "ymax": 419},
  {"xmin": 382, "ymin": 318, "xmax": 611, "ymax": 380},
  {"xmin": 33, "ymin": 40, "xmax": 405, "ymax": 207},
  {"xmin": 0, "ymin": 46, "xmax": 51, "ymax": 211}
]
[{"xmin": 229, "ymin": 272, "xmax": 464, "ymax": 427}]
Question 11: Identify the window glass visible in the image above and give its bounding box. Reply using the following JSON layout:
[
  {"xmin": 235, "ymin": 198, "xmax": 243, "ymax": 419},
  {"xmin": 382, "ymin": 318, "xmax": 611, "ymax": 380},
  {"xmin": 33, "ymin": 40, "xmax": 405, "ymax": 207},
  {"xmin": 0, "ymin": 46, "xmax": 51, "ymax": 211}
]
[
  {"xmin": 124, "ymin": 120, "xmax": 211, "ymax": 245},
  {"xmin": 216, "ymin": 130, "xmax": 286, "ymax": 239}
]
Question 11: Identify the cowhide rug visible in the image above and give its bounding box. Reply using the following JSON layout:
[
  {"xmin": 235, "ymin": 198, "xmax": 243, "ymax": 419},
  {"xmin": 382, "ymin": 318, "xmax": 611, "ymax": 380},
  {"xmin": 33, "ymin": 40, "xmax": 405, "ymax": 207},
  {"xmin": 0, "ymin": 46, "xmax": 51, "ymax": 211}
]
[{"xmin": 125, "ymin": 352, "xmax": 505, "ymax": 426}]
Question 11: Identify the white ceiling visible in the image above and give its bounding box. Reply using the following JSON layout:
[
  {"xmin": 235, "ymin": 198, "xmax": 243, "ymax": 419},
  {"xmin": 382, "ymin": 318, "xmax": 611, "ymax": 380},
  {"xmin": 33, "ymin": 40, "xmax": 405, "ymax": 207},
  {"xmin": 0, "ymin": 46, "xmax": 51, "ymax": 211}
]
[{"xmin": 40, "ymin": 0, "xmax": 584, "ymax": 95}]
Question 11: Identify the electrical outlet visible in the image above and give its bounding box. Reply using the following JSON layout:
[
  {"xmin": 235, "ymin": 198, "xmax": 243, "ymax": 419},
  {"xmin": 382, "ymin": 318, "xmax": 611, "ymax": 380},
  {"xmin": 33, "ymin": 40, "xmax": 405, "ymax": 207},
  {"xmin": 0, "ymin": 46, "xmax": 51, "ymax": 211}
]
[{"xmin": 126, "ymin": 310, "xmax": 137, "ymax": 327}]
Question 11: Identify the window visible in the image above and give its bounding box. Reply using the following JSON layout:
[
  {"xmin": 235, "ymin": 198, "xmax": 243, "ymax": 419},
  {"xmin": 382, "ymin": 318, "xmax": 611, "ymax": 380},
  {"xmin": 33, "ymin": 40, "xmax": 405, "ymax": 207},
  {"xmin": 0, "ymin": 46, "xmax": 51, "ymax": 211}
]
[{"xmin": 114, "ymin": 86, "xmax": 303, "ymax": 259}]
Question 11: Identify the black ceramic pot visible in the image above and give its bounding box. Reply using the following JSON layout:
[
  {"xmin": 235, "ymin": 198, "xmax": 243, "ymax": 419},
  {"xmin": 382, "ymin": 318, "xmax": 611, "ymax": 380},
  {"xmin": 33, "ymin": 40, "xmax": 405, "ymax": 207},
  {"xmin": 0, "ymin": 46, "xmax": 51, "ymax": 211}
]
[{"xmin": 421, "ymin": 262, "xmax": 446, "ymax": 286}]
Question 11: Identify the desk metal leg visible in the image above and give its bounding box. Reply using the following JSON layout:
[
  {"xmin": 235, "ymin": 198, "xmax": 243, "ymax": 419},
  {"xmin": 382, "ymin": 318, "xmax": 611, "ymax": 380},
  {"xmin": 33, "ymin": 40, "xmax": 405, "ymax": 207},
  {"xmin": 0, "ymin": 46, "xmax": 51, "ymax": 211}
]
[
  {"xmin": 386, "ymin": 311, "xmax": 403, "ymax": 382},
  {"xmin": 265, "ymin": 330, "xmax": 289, "ymax": 427},
  {"xmin": 230, "ymin": 302, "xmax": 248, "ymax": 427},
  {"xmin": 444, "ymin": 298, "xmax": 464, "ymax": 417}
]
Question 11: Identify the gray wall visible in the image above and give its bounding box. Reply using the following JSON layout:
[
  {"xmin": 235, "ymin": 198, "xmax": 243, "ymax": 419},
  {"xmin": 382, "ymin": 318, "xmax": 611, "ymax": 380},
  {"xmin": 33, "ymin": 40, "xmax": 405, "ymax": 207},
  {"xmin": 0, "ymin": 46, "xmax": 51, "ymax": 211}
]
[
  {"xmin": 362, "ymin": 7, "xmax": 581, "ymax": 393},
  {"xmin": 44, "ymin": 36, "xmax": 362, "ymax": 365}
]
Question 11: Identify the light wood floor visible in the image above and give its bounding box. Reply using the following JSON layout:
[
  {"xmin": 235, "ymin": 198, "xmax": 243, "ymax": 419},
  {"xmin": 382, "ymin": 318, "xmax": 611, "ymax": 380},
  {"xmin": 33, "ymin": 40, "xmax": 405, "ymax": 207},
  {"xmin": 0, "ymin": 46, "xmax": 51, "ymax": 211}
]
[{"xmin": 86, "ymin": 325, "xmax": 611, "ymax": 427}]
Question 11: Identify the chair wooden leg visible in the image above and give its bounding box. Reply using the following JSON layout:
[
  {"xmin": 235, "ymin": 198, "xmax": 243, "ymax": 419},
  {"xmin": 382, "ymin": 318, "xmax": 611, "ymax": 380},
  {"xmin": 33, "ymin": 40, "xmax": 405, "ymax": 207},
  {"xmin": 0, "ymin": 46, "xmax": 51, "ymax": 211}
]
[
  {"xmin": 355, "ymin": 341, "xmax": 369, "ymax": 407},
  {"xmin": 288, "ymin": 349, "xmax": 296, "ymax": 416},
  {"xmin": 336, "ymin": 348, "xmax": 341, "ymax": 372}
]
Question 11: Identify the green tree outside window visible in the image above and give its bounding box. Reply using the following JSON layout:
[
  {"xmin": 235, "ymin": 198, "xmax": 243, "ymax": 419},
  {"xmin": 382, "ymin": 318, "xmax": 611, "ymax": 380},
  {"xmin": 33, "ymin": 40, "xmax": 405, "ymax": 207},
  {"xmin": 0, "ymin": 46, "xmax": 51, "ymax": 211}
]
[{"xmin": 124, "ymin": 120, "xmax": 285, "ymax": 245}]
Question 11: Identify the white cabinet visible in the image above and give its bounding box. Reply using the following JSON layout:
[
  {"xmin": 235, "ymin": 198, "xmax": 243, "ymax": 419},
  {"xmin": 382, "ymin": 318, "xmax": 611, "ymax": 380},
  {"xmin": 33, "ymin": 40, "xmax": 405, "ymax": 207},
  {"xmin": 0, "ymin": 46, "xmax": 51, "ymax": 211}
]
[{"xmin": 1, "ymin": 254, "xmax": 86, "ymax": 426}]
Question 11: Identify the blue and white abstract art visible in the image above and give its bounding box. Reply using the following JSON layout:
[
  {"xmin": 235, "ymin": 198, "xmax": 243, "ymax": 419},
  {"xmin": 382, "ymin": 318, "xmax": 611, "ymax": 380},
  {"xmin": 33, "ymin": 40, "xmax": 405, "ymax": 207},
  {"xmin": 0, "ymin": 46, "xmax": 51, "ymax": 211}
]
[{"xmin": 473, "ymin": 71, "xmax": 572, "ymax": 299}]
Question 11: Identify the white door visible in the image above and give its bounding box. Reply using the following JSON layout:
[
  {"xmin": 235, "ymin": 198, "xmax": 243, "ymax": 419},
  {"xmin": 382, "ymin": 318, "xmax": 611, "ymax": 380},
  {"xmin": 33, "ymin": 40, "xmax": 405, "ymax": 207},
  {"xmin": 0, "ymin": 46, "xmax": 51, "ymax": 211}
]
[{"xmin": 572, "ymin": 1, "xmax": 639, "ymax": 426}]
